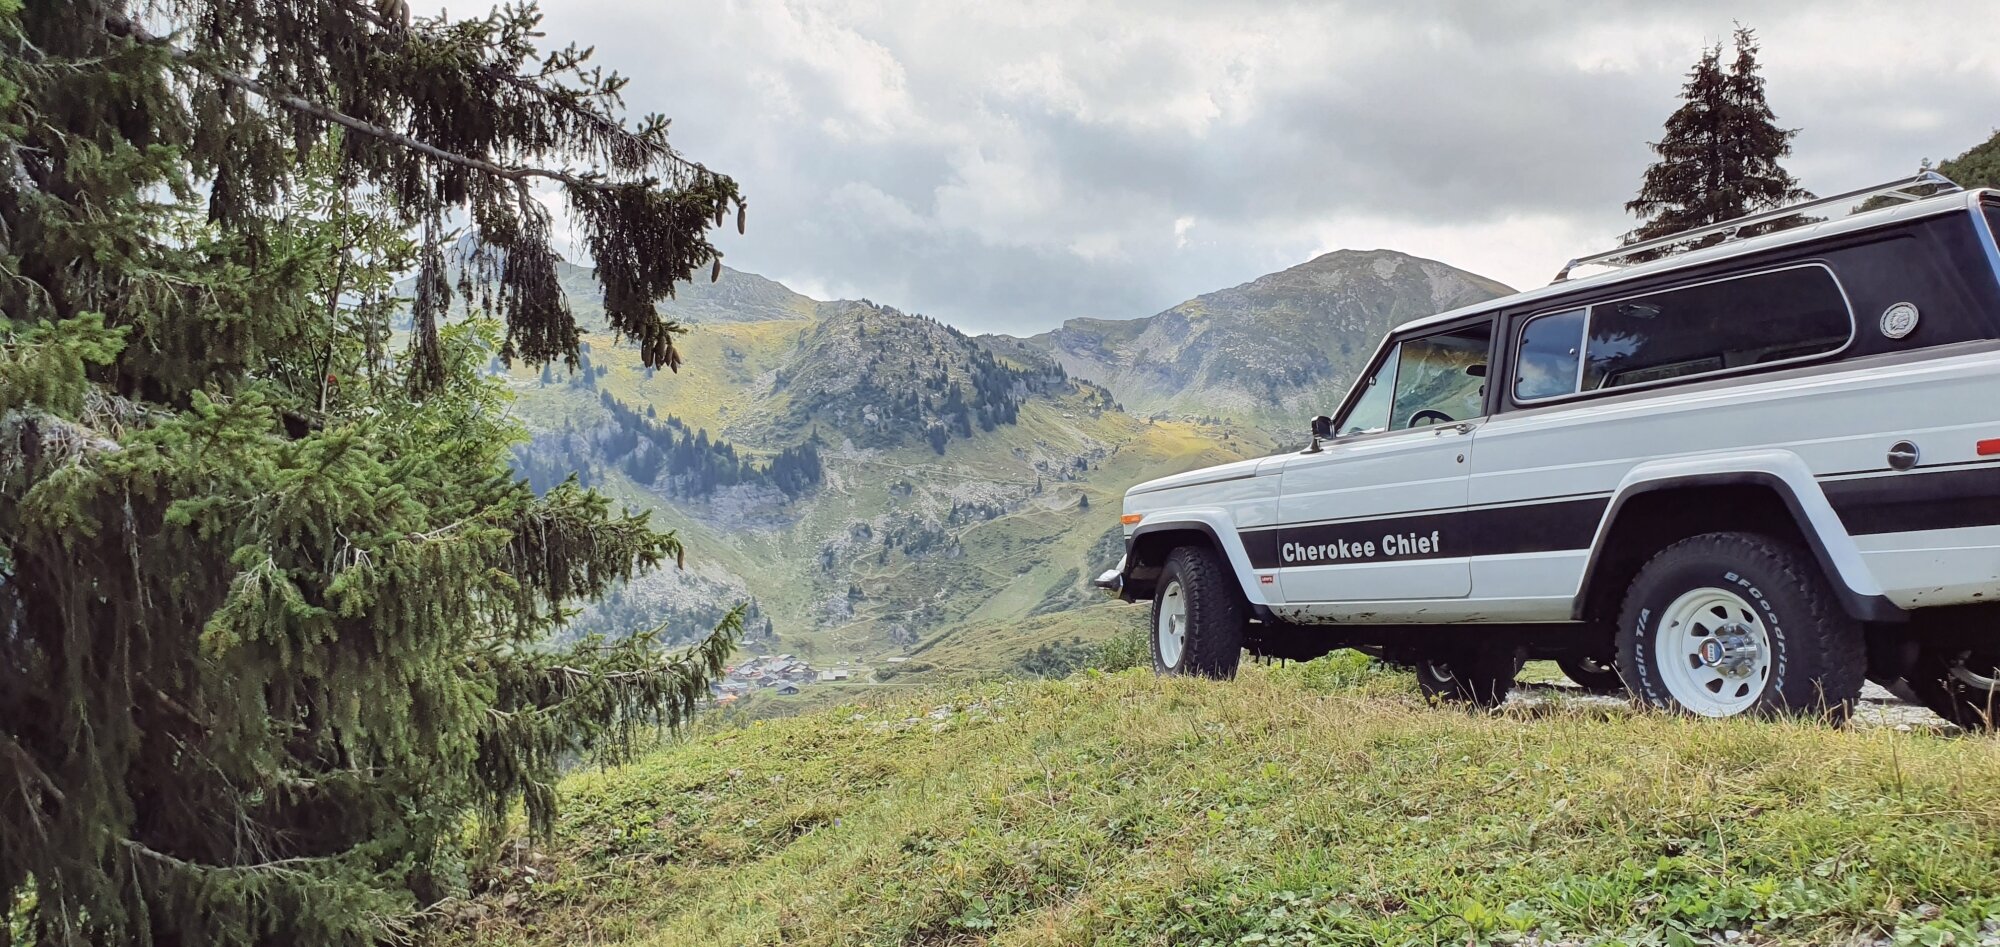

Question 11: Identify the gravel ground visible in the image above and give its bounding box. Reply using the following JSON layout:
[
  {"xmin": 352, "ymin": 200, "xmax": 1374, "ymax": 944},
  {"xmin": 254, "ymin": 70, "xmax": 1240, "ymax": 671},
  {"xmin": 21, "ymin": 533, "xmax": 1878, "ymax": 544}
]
[
  {"xmin": 1505, "ymin": 680, "xmax": 1958, "ymax": 731},
  {"xmin": 1850, "ymin": 680, "xmax": 1956, "ymax": 730}
]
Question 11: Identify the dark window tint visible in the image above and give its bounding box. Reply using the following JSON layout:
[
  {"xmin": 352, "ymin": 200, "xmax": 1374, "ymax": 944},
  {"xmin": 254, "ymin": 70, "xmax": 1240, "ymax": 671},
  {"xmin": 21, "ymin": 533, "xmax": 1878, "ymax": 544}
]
[
  {"xmin": 1515, "ymin": 309, "xmax": 1585, "ymax": 401},
  {"xmin": 1582, "ymin": 266, "xmax": 1850, "ymax": 392}
]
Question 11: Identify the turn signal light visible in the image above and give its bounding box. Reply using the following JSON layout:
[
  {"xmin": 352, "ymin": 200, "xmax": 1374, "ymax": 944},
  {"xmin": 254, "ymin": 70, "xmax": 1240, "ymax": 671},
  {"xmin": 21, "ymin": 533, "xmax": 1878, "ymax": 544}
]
[
  {"xmin": 1979, "ymin": 439, "xmax": 2000, "ymax": 457},
  {"xmin": 1120, "ymin": 513, "xmax": 1144, "ymax": 525}
]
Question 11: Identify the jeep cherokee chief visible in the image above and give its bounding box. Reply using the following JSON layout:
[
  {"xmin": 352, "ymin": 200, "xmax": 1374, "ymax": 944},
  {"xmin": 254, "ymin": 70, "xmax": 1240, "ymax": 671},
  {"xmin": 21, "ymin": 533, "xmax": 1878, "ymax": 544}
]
[{"xmin": 1095, "ymin": 173, "xmax": 2000, "ymax": 725}]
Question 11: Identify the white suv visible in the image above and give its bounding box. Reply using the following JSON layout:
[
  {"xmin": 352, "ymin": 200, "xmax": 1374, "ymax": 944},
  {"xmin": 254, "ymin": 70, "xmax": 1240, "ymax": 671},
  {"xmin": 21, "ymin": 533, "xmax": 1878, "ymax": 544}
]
[{"xmin": 1097, "ymin": 174, "xmax": 2000, "ymax": 725}]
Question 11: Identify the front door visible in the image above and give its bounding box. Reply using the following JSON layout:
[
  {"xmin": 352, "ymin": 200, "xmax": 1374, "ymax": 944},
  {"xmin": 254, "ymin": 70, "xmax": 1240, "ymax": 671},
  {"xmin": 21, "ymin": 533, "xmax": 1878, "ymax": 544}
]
[{"xmin": 1274, "ymin": 321, "xmax": 1491, "ymax": 603}]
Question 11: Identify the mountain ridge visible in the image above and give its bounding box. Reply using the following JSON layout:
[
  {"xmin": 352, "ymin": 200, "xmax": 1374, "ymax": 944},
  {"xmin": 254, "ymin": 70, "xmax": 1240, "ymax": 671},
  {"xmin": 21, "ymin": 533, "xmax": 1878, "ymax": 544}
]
[
  {"xmin": 546, "ymin": 247, "xmax": 1513, "ymax": 430},
  {"xmin": 1014, "ymin": 248, "xmax": 1515, "ymax": 425}
]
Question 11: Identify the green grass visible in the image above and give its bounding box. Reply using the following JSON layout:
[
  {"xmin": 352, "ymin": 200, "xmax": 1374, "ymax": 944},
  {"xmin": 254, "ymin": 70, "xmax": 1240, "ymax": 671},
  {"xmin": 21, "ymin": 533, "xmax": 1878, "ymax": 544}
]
[{"xmin": 439, "ymin": 658, "xmax": 2000, "ymax": 946}]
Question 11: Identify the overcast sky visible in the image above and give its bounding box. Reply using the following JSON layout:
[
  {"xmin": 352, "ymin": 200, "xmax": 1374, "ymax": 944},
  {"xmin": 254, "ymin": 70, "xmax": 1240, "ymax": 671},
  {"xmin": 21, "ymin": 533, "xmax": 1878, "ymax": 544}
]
[{"xmin": 539, "ymin": 1, "xmax": 2000, "ymax": 336}]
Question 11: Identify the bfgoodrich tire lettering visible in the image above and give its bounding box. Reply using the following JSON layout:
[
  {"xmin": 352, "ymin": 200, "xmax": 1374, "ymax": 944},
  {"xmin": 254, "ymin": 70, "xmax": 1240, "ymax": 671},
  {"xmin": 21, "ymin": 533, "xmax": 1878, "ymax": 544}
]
[
  {"xmin": 1151, "ymin": 545, "xmax": 1245, "ymax": 679},
  {"xmin": 1616, "ymin": 532, "xmax": 1864, "ymax": 721}
]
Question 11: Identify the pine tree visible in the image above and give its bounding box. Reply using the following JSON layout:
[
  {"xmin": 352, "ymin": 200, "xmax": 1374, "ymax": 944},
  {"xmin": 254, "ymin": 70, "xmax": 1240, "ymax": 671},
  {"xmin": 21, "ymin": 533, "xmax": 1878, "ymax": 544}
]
[
  {"xmin": 1625, "ymin": 27, "xmax": 1809, "ymax": 246},
  {"xmin": 1, "ymin": 2, "xmax": 744, "ymax": 944}
]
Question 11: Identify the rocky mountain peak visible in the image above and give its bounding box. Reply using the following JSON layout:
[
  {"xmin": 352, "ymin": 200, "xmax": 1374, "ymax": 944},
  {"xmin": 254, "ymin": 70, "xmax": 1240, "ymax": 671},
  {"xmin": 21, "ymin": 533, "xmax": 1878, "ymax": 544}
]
[{"xmin": 775, "ymin": 301, "xmax": 1067, "ymax": 452}]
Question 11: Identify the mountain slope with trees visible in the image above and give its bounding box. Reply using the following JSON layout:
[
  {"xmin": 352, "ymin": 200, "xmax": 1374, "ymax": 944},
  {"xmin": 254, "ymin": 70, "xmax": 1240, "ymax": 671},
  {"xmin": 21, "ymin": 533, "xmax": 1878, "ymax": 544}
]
[
  {"xmin": 497, "ymin": 245, "xmax": 1512, "ymax": 668},
  {"xmin": 498, "ymin": 272, "xmax": 1243, "ymax": 662}
]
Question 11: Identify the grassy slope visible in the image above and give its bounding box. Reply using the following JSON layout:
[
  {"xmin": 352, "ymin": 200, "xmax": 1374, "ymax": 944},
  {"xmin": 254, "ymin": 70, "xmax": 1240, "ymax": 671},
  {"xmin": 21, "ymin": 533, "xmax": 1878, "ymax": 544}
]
[{"xmin": 447, "ymin": 661, "xmax": 2000, "ymax": 947}]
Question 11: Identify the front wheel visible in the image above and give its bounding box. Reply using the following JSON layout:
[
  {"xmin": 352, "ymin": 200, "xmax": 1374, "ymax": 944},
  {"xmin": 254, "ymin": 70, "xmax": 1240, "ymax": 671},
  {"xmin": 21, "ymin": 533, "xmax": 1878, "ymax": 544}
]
[
  {"xmin": 1151, "ymin": 545, "xmax": 1245, "ymax": 679},
  {"xmin": 1904, "ymin": 647, "xmax": 2000, "ymax": 730},
  {"xmin": 1616, "ymin": 532, "xmax": 1864, "ymax": 721}
]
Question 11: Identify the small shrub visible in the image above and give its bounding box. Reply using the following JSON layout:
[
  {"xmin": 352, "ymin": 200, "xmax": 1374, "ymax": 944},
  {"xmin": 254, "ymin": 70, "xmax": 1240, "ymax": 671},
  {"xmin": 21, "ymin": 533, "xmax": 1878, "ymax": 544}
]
[{"xmin": 1093, "ymin": 622, "xmax": 1150, "ymax": 672}]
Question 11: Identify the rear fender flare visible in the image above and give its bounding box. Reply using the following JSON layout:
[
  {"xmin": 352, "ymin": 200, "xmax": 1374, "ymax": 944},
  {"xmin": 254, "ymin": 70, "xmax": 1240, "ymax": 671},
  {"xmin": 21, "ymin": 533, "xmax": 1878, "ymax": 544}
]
[{"xmin": 1572, "ymin": 452, "xmax": 1900, "ymax": 623}]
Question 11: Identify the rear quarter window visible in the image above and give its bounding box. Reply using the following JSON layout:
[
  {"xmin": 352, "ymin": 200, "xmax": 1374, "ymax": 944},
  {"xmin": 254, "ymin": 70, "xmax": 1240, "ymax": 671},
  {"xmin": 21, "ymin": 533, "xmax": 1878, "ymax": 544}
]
[{"xmin": 1514, "ymin": 264, "xmax": 1852, "ymax": 402}]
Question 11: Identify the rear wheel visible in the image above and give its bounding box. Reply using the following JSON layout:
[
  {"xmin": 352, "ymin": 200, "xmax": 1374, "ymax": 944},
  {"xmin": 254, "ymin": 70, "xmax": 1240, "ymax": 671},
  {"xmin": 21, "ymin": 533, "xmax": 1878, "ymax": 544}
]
[
  {"xmin": 1417, "ymin": 648, "xmax": 1521, "ymax": 707},
  {"xmin": 1151, "ymin": 545, "xmax": 1245, "ymax": 679},
  {"xmin": 1904, "ymin": 647, "xmax": 2000, "ymax": 730},
  {"xmin": 1616, "ymin": 532, "xmax": 1864, "ymax": 721}
]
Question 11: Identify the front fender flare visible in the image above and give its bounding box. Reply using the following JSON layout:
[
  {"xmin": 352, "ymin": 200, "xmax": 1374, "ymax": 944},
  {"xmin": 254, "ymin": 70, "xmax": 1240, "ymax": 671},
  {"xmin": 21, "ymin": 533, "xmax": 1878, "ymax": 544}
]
[{"xmin": 1125, "ymin": 511, "xmax": 1271, "ymax": 609}]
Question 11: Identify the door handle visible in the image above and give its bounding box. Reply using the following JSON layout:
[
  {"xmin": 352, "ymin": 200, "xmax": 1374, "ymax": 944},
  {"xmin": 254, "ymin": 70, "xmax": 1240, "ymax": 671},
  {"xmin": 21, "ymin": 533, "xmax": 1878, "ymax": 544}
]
[{"xmin": 1432, "ymin": 422, "xmax": 1477, "ymax": 436}]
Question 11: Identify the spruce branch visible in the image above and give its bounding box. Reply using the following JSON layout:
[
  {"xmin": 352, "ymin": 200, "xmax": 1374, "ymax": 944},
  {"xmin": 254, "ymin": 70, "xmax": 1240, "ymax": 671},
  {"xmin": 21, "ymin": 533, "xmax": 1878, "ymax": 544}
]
[
  {"xmin": 98, "ymin": 11, "xmax": 664, "ymax": 196},
  {"xmin": 119, "ymin": 839, "xmax": 323, "ymax": 878},
  {"xmin": 331, "ymin": 0, "xmax": 707, "ymax": 180}
]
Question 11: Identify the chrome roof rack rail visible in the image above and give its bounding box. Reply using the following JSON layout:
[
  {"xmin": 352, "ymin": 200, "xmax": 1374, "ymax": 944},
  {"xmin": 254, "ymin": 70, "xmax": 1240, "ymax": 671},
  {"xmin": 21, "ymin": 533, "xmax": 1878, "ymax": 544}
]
[{"xmin": 1552, "ymin": 170, "xmax": 1963, "ymax": 283}]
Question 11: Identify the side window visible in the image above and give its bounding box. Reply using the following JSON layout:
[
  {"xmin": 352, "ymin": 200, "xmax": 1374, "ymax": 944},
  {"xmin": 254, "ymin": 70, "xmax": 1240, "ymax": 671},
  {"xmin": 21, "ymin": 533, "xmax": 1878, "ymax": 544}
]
[
  {"xmin": 1336, "ymin": 348, "xmax": 1395, "ymax": 436},
  {"xmin": 1390, "ymin": 324, "xmax": 1491, "ymax": 429},
  {"xmin": 1512, "ymin": 265, "xmax": 1851, "ymax": 401},
  {"xmin": 1514, "ymin": 309, "xmax": 1584, "ymax": 401},
  {"xmin": 1585, "ymin": 266, "xmax": 1849, "ymax": 390}
]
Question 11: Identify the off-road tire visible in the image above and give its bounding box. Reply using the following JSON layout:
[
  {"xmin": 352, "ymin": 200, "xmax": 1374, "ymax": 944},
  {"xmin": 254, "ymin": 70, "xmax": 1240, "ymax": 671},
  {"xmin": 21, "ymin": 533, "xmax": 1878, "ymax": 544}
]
[
  {"xmin": 1417, "ymin": 648, "xmax": 1522, "ymax": 707},
  {"xmin": 1616, "ymin": 532, "xmax": 1864, "ymax": 721},
  {"xmin": 1556, "ymin": 653, "xmax": 1626, "ymax": 695},
  {"xmin": 1151, "ymin": 545, "xmax": 1245, "ymax": 679},
  {"xmin": 1904, "ymin": 647, "xmax": 2000, "ymax": 731}
]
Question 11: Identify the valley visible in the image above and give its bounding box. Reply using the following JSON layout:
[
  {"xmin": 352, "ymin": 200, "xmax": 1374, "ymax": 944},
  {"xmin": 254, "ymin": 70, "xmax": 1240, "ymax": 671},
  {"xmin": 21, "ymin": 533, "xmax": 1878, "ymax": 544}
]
[{"xmin": 503, "ymin": 251, "xmax": 1513, "ymax": 678}]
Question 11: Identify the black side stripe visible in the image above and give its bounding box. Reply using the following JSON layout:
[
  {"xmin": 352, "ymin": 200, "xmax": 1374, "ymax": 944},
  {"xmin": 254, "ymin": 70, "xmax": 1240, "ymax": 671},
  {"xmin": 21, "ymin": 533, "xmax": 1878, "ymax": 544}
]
[
  {"xmin": 1822, "ymin": 465, "xmax": 2000, "ymax": 535},
  {"xmin": 1239, "ymin": 496, "xmax": 1608, "ymax": 570}
]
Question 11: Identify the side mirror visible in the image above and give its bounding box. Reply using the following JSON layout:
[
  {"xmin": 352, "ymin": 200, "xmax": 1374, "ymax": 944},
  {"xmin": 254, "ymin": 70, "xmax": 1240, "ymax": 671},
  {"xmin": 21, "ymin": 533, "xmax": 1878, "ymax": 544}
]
[{"xmin": 1303, "ymin": 415, "xmax": 1333, "ymax": 454}]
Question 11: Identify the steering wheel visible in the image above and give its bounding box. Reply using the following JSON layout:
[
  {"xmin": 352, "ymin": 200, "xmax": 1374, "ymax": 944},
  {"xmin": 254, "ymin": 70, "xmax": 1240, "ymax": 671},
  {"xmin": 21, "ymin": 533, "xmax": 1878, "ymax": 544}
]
[{"xmin": 1408, "ymin": 409, "xmax": 1455, "ymax": 427}]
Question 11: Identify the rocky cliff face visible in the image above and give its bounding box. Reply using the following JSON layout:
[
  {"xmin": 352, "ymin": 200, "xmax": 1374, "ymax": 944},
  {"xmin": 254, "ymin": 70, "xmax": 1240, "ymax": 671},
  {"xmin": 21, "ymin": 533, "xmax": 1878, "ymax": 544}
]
[
  {"xmin": 1020, "ymin": 249, "xmax": 1513, "ymax": 424},
  {"xmin": 777, "ymin": 301, "xmax": 1067, "ymax": 452}
]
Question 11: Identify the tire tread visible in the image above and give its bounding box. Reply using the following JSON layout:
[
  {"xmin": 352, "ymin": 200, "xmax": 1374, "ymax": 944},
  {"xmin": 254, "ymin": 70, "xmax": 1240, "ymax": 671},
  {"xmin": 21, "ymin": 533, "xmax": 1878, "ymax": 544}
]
[
  {"xmin": 1152, "ymin": 545, "xmax": 1245, "ymax": 679},
  {"xmin": 1615, "ymin": 531, "xmax": 1864, "ymax": 721}
]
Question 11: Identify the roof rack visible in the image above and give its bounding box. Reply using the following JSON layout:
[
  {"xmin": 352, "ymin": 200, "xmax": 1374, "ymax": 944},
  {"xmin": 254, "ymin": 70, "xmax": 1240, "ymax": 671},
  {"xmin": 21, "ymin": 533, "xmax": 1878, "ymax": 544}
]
[{"xmin": 1552, "ymin": 170, "xmax": 1963, "ymax": 283}]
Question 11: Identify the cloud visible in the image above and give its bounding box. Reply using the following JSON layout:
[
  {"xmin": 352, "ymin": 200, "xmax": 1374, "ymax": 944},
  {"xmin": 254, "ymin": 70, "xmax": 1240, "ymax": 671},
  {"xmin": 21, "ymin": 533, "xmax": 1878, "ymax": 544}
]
[{"xmin": 539, "ymin": 0, "xmax": 2000, "ymax": 335}]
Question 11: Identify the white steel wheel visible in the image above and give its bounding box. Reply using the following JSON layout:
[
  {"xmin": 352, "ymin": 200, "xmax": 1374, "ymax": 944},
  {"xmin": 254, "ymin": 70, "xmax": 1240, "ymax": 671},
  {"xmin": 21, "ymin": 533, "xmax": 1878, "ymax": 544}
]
[
  {"xmin": 1155, "ymin": 579, "xmax": 1188, "ymax": 668},
  {"xmin": 1653, "ymin": 586, "xmax": 1773, "ymax": 717},
  {"xmin": 1618, "ymin": 532, "xmax": 1864, "ymax": 722},
  {"xmin": 1149, "ymin": 545, "xmax": 1244, "ymax": 679}
]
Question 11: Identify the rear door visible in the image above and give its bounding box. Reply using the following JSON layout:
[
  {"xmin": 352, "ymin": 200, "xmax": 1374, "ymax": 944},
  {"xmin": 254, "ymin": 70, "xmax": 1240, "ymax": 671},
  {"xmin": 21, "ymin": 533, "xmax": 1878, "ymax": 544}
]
[{"xmin": 1273, "ymin": 319, "xmax": 1492, "ymax": 602}]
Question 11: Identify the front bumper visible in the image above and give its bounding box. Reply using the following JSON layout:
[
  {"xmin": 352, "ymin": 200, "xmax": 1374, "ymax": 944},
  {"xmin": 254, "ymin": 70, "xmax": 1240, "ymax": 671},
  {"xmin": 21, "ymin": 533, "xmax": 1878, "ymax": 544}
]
[{"xmin": 1092, "ymin": 555, "xmax": 1126, "ymax": 595}]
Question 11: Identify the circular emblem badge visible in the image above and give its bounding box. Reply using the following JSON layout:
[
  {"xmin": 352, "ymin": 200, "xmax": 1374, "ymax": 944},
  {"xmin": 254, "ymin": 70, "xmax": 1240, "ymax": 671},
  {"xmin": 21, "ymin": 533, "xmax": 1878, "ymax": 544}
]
[
  {"xmin": 1880, "ymin": 302, "xmax": 1920, "ymax": 340},
  {"xmin": 1699, "ymin": 638, "xmax": 1727, "ymax": 667}
]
